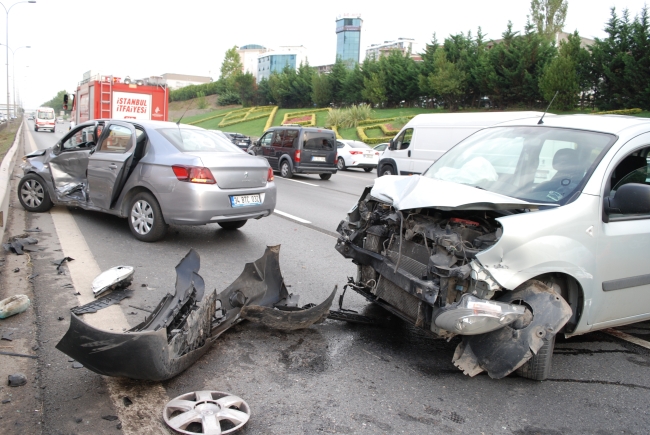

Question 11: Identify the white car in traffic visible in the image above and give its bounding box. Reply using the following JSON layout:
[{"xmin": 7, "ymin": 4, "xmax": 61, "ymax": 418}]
[{"xmin": 336, "ymin": 140, "xmax": 380, "ymax": 172}]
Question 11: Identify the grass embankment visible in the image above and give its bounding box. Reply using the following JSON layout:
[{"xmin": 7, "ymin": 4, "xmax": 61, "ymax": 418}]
[{"xmin": 0, "ymin": 120, "xmax": 20, "ymax": 162}]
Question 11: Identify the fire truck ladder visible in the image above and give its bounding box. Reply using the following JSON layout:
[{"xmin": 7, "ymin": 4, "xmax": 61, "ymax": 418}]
[{"xmin": 100, "ymin": 76, "xmax": 112, "ymax": 119}]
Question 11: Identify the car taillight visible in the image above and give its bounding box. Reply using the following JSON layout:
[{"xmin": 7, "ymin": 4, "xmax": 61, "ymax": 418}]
[
  {"xmin": 267, "ymin": 167, "xmax": 274, "ymax": 182},
  {"xmin": 349, "ymin": 150, "xmax": 363, "ymax": 155},
  {"xmin": 375, "ymin": 151, "xmax": 380, "ymax": 156},
  {"xmin": 172, "ymin": 165, "xmax": 216, "ymax": 184},
  {"xmin": 294, "ymin": 149, "xmax": 301, "ymax": 162}
]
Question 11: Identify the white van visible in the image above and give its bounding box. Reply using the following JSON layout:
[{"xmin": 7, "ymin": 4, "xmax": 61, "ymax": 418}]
[
  {"xmin": 34, "ymin": 107, "xmax": 56, "ymax": 133},
  {"xmin": 378, "ymin": 112, "xmax": 545, "ymax": 176}
]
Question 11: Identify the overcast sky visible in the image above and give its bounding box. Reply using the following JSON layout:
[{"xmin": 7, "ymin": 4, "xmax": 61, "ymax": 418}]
[{"xmin": 8, "ymin": 0, "xmax": 649, "ymax": 109}]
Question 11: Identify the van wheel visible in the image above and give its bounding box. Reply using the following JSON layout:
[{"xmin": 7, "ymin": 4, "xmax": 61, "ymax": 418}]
[
  {"xmin": 128, "ymin": 192, "xmax": 168, "ymax": 242},
  {"xmin": 337, "ymin": 157, "xmax": 346, "ymax": 171},
  {"xmin": 516, "ymin": 333, "xmax": 556, "ymax": 381},
  {"xmin": 319, "ymin": 173, "xmax": 332, "ymax": 180},
  {"xmin": 379, "ymin": 165, "xmax": 395, "ymax": 176},
  {"xmin": 280, "ymin": 161, "xmax": 293, "ymax": 178}
]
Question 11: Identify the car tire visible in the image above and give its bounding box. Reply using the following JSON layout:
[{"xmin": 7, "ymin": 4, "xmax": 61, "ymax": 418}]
[
  {"xmin": 280, "ymin": 160, "xmax": 293, "ymax": 178},
  {"xmin": 128, "ymin": 192, "xmax": 167, "ymax": 242},
  {"xmin": 516, "ymin": 333, "xmax": 556, "ymax": 381},
  {"xmin": 337, "ymin": 157, "xmax": 346, "ymax": 171},
  {"xmin": 319, "ymin": 173, "xmax": 332, "ymax": 180},
  {"xmin": 364, "ymin": 168, "xmax": 373, "ymax": 172},
  {"xmin": 18, "ymin": 173, "xmax": 53, "ymax": 213},
  {"xmin": 34, "ymin": 127, "xmax": 38, "ymax": 132},
  {"xmin": 379, "ymin": 164, "xmax": 395, "ymax": 176},
  {"xmin": 218, "ymin": 220, "xmax": 247, "ymax": 230}
]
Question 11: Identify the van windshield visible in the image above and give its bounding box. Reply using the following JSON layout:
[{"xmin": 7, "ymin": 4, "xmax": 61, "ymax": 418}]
[
  {"xmin": 422, "ymin": 126, "xmax": 616, "ymax": 205},
  {"xmin": 37, "ymin": 111, "xmax": 54, "ymax": 119}
]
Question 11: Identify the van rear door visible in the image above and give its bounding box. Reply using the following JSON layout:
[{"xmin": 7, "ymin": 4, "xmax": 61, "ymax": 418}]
[{"xmin": 300, "ymin": 131, "xmax": 337, "ymax": 168}]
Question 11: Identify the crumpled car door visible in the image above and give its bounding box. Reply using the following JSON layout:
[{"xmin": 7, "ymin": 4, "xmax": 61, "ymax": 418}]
[{"xmin": 87, "ymin": 122, "xmax": 136, "ymax": 210}]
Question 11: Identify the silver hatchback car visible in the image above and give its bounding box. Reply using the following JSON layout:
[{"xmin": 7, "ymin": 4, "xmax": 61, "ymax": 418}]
[
  {"xmin": 336, "ymin": 114, "xmax": 650, "ymax": 380},
  {"xmin": 19, "ymin": 120, "xmax": 276, "ymax": 242}
]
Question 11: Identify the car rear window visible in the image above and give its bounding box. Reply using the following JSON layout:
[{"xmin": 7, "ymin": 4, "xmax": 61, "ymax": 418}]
[
  {"xmin": 348, "ymin": 141, "xmax": 370, "ymax": 149},
  {"xmin": 304, "ymin": 132, "xmax": 335, "ymax": 150},
  {"xmin": 158, "ymin": 128, "xmax": 243, "ymax": 153},
  {"xmin": 37, "ymin": 111, "xmax": 54, "ymax": 119}
]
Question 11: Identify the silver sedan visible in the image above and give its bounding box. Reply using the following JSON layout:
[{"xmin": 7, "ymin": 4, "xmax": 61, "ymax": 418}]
[{"xmin": 19, "ymin": 120, "xmax": 276, "ymax": 242}]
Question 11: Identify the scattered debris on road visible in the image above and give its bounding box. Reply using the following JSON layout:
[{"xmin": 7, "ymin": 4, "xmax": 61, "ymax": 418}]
[
  {"xmin": 52, "ymin": 257, "xmax": 74, "ymax": 274},
  {"xmin": 91, "ymin": 265, "xmax": 134, "ymax": 297},
  {"xmin": 0, "ymin": 294, "xmax": 31, "ymax": 319},
  {"xmin": 0, "ymin": 351, "xmax": 37, "ymax": 359},
  {"xmin": 7, "ymin": 373, "xmax": 27, "ymax": 387},
  {"xmin": 71, "ymin": 290, "xmax": 133, "ymax": 315},
  {"xmin": 2, "ymin": 234, "xmax": 38, "ymax": 255},
  {"xmin": 163, "ymin": 391, "xmax": 250, "ymax": 434}
]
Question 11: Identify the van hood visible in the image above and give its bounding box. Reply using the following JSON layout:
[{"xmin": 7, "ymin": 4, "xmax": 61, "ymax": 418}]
[{"xmin": 370, "ymin": 175, "xmax": 554, "ymax": 211}]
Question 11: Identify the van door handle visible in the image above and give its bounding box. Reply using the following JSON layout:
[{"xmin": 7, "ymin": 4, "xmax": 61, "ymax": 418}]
[
  {"xmin": 408, "ymin": 150, "xmax": 411, "ymax": 157},
  {"xmin": 108, "ymin": 163, "xmax": 118, "ymax": 170}
]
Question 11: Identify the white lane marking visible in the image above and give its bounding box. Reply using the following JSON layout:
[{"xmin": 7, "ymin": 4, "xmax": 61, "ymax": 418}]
[
  {"xmin": 276, "ymin": 178, "xmax": 319, "ymax": 187},
  {"xmin": 24, "ymin": 128, "xmax": 169, "ymax": 435},
  {"xmin": 274, "ymin": 209, "xmax": 312, "ymax": 224},
  {"xmin": 604, "ymin": 328, "xmax": 650, "ymax": 351}
]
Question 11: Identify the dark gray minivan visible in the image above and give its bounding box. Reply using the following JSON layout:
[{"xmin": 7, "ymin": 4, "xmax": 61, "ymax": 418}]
[{"xmin": 249, "ymin": 126, "xmax": 338, "ymax": 179}]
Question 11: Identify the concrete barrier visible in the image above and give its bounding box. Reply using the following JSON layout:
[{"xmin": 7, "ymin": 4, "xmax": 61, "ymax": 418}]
[{"xmin": 0, "ymin": 121, "xmax": 24, "ymax": 241}]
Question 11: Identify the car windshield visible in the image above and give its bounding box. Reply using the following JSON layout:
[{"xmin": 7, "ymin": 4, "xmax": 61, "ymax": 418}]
[
  {"xmin": 423, "ymin": 126, "xmax": 616, "ymax": 205},
  {"xmin": 158, "ymin": 128, "xmax": 243, "ymax": 153}
]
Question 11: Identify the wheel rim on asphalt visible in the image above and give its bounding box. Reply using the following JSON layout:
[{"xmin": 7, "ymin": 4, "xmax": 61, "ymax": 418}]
[
  {"xmin": 337, "ymin": 158, "xmax": 344, "ymax": 170},
  {"xmin": 163, "ymin": 390, "xmax": 251, "ymax": 435},
  {"xmin": 382, "ymin": 168, "xmax": 393, "ymax": 176},
  {"xmin": 131, "ymin": 200, "xmax": 154, "ymax": 235},
  {"xmin": 21, "ymin": 179, "xmax": 44, "ymax": 208},
  {"xmin": 281, "ymin": 163, "xmax": 289, "ymax": 177}
]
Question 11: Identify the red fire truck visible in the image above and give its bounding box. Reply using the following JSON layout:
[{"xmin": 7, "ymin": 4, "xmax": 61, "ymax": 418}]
[{"xmin": 66, "ymin": 73, "xmax": 168, "ymax": 123}]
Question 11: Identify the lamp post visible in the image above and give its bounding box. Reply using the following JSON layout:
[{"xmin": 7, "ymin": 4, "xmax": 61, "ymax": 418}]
[
  {"xmin": 0, "ymin": 1, "xmax": 36, "ymax": 120},
  {"xmin": 1, "ymin": 44, "xmax": 29, "ymax": 118}
]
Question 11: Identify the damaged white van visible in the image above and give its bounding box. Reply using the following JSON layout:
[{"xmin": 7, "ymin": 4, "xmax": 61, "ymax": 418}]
[{"xmin": 336, "ymin": 114, "xmax": 650, "ymax": 380}]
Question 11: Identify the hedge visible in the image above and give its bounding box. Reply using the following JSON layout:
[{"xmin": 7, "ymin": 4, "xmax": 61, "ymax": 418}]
[
  {"xmin": 357, "ymin": 115, "xmax": 415, "ymax": 126},
  {"xmin": 264, "ymin": 106, "xmax": 279, "ymax": 130},
  {"xmin": 331, "ymin": 125, "xmax": 342, "ymax": 139},
  {"xmin": 594, "ymin": 108, "xmax": 643, "ymax": 115},
  {"xmin": 357, "ymin": 123, "xmax": 399, "ymax": 144}
]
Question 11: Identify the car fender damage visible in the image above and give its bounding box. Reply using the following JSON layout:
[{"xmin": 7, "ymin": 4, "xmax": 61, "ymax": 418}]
[
  {"xmin": 452, "ymin": 280, "xmax": 572, "ymax": 378},
  {"xmin": 56, "ymin": 246, "xmax": 335, "ymax": 381}
]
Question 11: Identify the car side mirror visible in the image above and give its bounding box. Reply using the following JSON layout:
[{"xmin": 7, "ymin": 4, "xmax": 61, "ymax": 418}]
[
  {"xmin": 89, "ymin": 145, "xmax": 97, "ymax": 155},
  {"xmin": 606, "ymin": 183, "xmax": 650, "ymax": 215},
  {"xmin": 389, "ymin": 139, "xmax": 396, "ymax": 151}
]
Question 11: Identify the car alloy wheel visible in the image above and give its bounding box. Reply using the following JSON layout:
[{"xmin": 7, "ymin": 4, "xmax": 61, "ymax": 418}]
[
  {"xmin": 337, "ymin": 157, "xmax": 346, "ymax": 171},
  {"xmin": 131, "ymin": 199, "xmax": 154, "ymax": 235},
  {"xmin": 17, "ymin": 174, "xmax": 53, "ymax": 212}
]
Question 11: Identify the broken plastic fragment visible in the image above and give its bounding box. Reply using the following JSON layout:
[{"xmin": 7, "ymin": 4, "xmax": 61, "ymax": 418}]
[
  {"xmin": 91, "ymin": 266, "xmax": 135, "ymax": 297},
  {"xmin": 71, "ymin": 290, "xmax": 134, "ymax": 314},
  {"xmin": 0, "ymin": 295, "xmax": 31, "ymax": 319}
]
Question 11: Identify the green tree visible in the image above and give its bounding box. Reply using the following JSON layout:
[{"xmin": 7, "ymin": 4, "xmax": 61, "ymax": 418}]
[
  {"xmin": 292, "ymin": 62, "xmax": 315, "ymax": 107},
  {"xmin": 312, "ymin": 73, "xmax": 332, "ymax": 107},
  {"xmin": 342, "ymin": 63, "xmax": 365, "ymax": 105},
  {"xmin": 257, "ymin": 78, "xmax": 275, "ymax": 105},
  {"xmin": 530, "ymin": 0, "xmax": 568, "ymax": 40},
  {"xmin": 539, "ymin": 54, "xmax": 578, "ymax": 110},
  {"xmin": 41, "ymin": 90, "xmax": 68, "ymax": 114},
  {"xmin": 427, "ymin": 50, "xmax": 467, "ymax": 111},
  {"xmin": 233, "ymin": 72, "xmax": 257, "ymax": 107},
  {"xmin": 328, "ymin": 57, "xmax": 349, "ymax": 105},
  {"xmin": 378, "ymin": 50, "xmax": 420, "ymax": 107},
  {"xmin": 361, "ymin": 72, "xmax": 386, "ymax": 106},
  {"xmin": 219, "ymin": 46, "xmax": 243, "ymax": 90}
]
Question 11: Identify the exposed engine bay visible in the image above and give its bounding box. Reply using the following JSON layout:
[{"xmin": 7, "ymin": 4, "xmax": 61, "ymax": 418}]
[{"xmin": 336, "ymin": 185, "xmax": 572, "ymax": 379}]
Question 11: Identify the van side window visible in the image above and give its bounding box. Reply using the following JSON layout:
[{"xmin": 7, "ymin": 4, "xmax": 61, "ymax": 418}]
[
  {"xmin": 395, "ymin": 128, "xmax": 413, "ymax": 150},
  {"xmin": 272, "ymin": 130, "xmax": 285, "ymax": 148},
  {"xmin": 283, "ymin": 130, "xmax": 299, "ymax": 148},
  {"xmin": 259, "ymin": 132, "xmax": 273, "ymax": 147},
  {"xmin": 610, "ymin": 147, "xmax": 649, "ymax": 194}
]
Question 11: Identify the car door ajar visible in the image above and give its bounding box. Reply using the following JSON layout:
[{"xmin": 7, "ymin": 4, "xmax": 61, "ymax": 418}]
[
  {"xmin": 87, "ymin": 122, "xmax": 136, "ymax": 210},
  {"xmin": 47, "ymin": 125, "xmax": 97, "ymax": 196}
]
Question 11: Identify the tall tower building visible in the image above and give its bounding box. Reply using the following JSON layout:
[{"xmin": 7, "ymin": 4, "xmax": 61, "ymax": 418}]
[{"xmin": 335, "ymin": 13, "xmax": 362, "ymax": 68}]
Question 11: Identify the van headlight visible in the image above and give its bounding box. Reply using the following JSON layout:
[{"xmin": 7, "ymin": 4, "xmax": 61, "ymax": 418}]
[{"xmin": 433, "ymin": 294, "xmax": 525, "ymax": 335}]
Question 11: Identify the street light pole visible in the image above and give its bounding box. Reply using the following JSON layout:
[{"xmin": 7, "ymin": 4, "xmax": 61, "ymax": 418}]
[
  {"xmin": 0, "ymin": 1, "xmax": 36, "ymax": 120},
  {"xmin": 2, "ymin": 44, "xmax": 30, "ymax": 117}
]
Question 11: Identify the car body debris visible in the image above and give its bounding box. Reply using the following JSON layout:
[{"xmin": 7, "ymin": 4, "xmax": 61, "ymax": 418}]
[
  {"xmin": 0, "ymin": 295, "xmax": 31, "ymax": 319},
  {"xmin": 7, "ymin": 373, "xmax": 27, "ymax": 386},
  {"xmin": 56, "ymin": 246, "xmax": 336, "ymax": 381},
  {"xmin": 2, "ymin": 234, "xmax": 38, "ymax": 255},
  {"xmin": 91, "ymin": 265, "xmax": 134, "ymax": 297},
  {"xmin": 70, "ymin": 290, "xmax": 134, "ymax": 315},
  {"xmin": 52, "ymin": 257, "xmax": 74, "ymax": 274}
]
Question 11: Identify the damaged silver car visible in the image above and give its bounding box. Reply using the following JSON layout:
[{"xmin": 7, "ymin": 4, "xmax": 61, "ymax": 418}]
[
  {"xmin": 19, "ymin": 120, "xmax": 276, "ymax": 242},
  {"xmin": 336, "ymin": 114, "xmax": 650, "ymax": 380}
]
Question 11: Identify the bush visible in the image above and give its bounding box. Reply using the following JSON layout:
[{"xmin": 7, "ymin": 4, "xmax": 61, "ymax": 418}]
[
  {"xmin": 594, "ymin": 108, "xmax": 642, "ymax": 115},
  {"xmin": 218, "ymin": 91, "xmax": 242, "ymax": 106},
  {"xmin": 326, "ymin": 108, "xmax": 345, "ymax": 128},
  {"xmin": 342, "ymin": 104, "xmax": 372, "ymax": 128},
  {"xmin": 196, "ymin": 91, "xmax": 208, "ymax": 109}
]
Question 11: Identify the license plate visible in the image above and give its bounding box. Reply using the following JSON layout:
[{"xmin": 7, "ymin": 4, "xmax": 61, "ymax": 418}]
[
  {"xmin": 363, "ymin": 152, "xmax": 373, "ymax": 158},
  {"xmin": 238, "ymin": 142, "xmax": 247, "ymax": 145},
  {"xmin": 312, "ymin": 156, "xmax": 326, "ymax": 162},
  {"xmin": 230, "ymin": 194, "xmax": 262, "ymax": 207}
]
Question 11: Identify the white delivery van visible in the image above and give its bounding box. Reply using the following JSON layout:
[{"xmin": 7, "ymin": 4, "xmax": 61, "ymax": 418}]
[
  {"xmin": 34, "ymin": 107, "xmax": 56, "ymax": 133},
  {"xmin": 378, "ymin": 112, "xmax": 545, "ymax": 176}
]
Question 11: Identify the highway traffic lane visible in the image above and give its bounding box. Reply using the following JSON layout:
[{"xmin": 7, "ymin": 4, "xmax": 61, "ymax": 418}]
[
  {"xmin": 273, "ymin": 170, "xmax": 376, "ymax": 231},
  {"xmin": 26, "ymin": 119, "xmax": 70, "ymax": 149}
]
